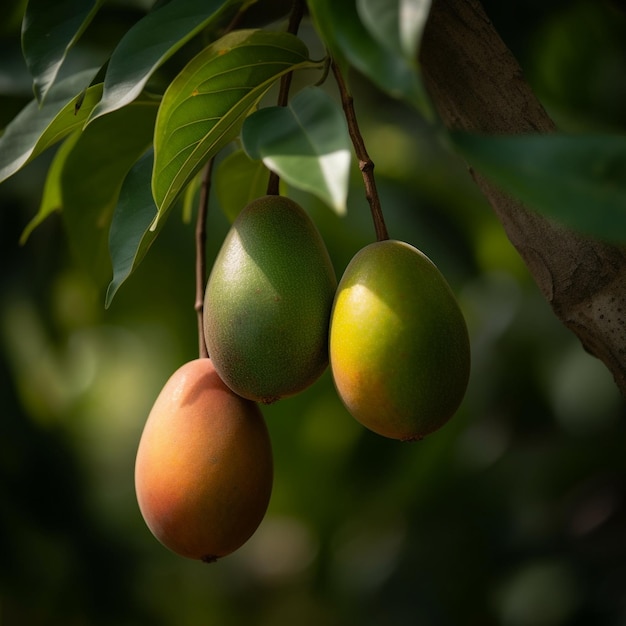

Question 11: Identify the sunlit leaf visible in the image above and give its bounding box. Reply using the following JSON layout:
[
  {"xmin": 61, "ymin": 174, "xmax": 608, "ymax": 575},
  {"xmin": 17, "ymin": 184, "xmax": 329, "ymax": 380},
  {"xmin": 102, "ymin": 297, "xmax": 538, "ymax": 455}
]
[
  {"xmin": 0, "ymin": 71, "xmax": 102, "ymax": 184},
  {"xmin": 452, "ymin": 132, "xmax": 626, "ymax": 242},
  {"xmin": 61, "ymin": 100, "xmax": 159, "ymax": 285},
  {"xmin": 356, "ymin": 0, "xmax": 431, "ymax": 61},
  {"xmin": 214, "ymin": 149, "xmax": 270, "ymax": 222},
  {"xmin": 106, "ymin": 150, "xmax": 160, "ymax": 308},
  {"xmin": 241, "ymin": 86, "xmax": 351, "ymax": 214},
  {"xmin": 151, "ymin": 28, "xmax": 320, "ymax": 221},
  {"xmin": 88, "ymin": 0, "xmax": 244, "ymax": 123},
  {"xmin": 21, "ymin": 0, "xmax": 103, "ymax": 102},
  {"xmin": 20, "ymin": 131, "xmax": 81, "ymax": 244},
  {"xmin": 307, "ymin": 0, "xmax": 433, "ymax": 119}
]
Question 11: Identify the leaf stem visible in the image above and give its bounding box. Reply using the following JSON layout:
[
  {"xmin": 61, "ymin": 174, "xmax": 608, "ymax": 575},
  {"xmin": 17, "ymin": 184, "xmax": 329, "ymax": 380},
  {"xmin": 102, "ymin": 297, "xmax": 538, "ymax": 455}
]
[
  {"xmin": 195, "ymin": 158, "xmax": 214, "ymax": 359},
  {"xmin": 267, "ymin": 0, "xmax": 305, "ymax": 196},
  {"xmin": 331, "ymin": 60, "xmax": 389, "ymax": 242}
]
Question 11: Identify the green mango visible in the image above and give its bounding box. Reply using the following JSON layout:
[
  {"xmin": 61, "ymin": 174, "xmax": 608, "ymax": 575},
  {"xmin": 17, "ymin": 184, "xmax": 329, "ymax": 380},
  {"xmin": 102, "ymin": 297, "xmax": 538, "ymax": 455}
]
[
  {"xmin": 204, "ymin": 195, "xmax": 337, "ymax": 403},
  {"xmin": 329, "ymin": 240, "xmax": 470, "ymax": 440}
]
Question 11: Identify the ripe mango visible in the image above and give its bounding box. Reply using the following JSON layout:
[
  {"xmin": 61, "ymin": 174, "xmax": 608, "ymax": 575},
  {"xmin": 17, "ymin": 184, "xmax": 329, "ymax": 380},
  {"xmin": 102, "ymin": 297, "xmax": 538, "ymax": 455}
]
[
  {"xmin": 134, "ymin": 358, "xmax": 273, "ymax": 562},
  {"xmin": 329, "ymin": 240, "xmax": 470, "ymax": 441},
  {"xmin": 204, "ymin": 195, "xmax": 337, "ymax": 403}
]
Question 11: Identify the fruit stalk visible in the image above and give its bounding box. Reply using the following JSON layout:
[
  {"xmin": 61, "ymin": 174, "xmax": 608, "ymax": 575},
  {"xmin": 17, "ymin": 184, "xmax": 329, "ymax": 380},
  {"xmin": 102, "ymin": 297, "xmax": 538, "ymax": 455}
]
[
  {"xmin": 266, "ymin": 0, "xmax": 305, "ymax": 196},
  {"xmin": 195, "ymin": 158, "xmax": 214, "ymax": 359},
  {"xmin": 331, "ymin": 60, "xmax": 389, "ymax": 242}
]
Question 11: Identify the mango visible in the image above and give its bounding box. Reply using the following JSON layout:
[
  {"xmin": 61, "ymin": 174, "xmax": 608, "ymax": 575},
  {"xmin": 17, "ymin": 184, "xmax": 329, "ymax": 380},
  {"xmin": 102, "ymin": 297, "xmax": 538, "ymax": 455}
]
[
  {"xmin": 329, "ymin": 240, "xmax": 470, "ymax": 441},
  {"xmin": 134, "ymin": 358, "xmax": 273, "ymax": 562},
  {"xmin": 204, "ymin": 195, "xmax": 337, "ymax": 403}
]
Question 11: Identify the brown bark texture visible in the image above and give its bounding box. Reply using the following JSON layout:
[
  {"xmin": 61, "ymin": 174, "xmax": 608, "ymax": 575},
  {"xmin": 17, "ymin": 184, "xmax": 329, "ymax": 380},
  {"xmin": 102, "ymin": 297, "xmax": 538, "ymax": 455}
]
[{"xmin": 419, "ymin": 0, "xmax": 626, "ymax": 396}]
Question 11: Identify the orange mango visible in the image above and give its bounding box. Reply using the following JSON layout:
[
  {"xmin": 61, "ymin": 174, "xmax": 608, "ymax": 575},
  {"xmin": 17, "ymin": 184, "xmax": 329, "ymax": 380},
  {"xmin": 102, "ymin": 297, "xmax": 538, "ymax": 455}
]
[{"xmin": 134, "ymin": 358, "xmax": 273, "ymax": 561}]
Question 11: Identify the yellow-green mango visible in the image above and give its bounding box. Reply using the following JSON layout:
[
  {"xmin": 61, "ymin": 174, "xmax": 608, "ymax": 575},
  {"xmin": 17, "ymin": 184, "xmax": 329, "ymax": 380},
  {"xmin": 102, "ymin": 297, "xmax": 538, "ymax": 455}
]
[
  {"xmin": 135, "ymin": 358, "xmax": 273, "ymax": 562},
  {"xmin": 329, "ymin": 240, "xmax": 470, "ymax": 440},
  {"xmin": 204, "ymin": 195, "xmax": 337, "ymax": 403}
]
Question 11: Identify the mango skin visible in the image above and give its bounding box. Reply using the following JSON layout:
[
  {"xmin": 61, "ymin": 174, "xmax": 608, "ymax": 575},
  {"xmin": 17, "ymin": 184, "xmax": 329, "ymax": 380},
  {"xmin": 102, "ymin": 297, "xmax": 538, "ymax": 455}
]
[
  {"xmin": 329, "ymin": 240, "xmax": 470, "ymax": 441},
  {"xmin": 134, "ymin": 358, "xmax": 273, "ymax": 562},
  {"xmin": 204, "ymin": 195, "xmax": 337, "ymax": 403}
]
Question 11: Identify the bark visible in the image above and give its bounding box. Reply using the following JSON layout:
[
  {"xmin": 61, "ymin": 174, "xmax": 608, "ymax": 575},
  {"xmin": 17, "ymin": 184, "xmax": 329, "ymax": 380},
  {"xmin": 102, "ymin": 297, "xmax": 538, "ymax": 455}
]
[{"xmin": 419, "ymin": 0, "xmax": 626, "ymax": 396}]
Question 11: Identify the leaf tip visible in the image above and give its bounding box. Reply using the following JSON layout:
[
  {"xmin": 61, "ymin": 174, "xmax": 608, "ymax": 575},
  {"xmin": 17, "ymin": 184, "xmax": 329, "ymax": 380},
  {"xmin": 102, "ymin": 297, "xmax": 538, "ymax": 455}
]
[
  {"xmin": 334, "ymin": 201, "xmax": 348, "ymax": 217},
  {"xmin": 148, "ymin": 213, "xmax": 160, "ymax": 232},
  {"xmin": 104, "ymin": 282, "xmax": 116, "ymax": 309}
]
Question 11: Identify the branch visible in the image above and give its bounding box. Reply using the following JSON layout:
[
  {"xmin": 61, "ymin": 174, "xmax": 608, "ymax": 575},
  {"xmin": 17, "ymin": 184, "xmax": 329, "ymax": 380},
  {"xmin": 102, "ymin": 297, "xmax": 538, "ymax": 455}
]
[
  {"xmin": 267, "ymin": 0, "xmax": 305, "ymax": 196},
  {"xmin": 195, "ymin": 159, "xmax": 214, "ymax": 359},
  {"xmin": 331, "ymin": 60, "xmax": 389, "ymax": 242},
  {"xmin": 420, "ymin": 0, "xmax": 626, "ymax": 395}
]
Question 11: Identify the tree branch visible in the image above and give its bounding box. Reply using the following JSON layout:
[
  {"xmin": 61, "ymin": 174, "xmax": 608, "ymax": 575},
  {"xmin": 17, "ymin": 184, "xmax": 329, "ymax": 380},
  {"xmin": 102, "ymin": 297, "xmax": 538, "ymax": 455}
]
[
  {"xmin": 331, "ymin": 60, "xmax": 389, "ymax": 242},
  {"xmin": 195, "ymin": 159, "xmax": 214, "ymax": 360},
  {"xmin": 420, "ymin": 0, "xmax": 626, "ymax": 395},
  {"xmin": 266, "ymin": 0, "xmax": 305, "ymax": 196}
]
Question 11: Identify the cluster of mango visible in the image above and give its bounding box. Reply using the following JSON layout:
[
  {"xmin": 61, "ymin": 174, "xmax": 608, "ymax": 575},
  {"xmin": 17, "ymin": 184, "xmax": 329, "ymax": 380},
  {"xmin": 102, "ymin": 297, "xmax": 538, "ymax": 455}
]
[{"xmin": 134, "ymin": 195, "xmax": 470, "ymax": 563}]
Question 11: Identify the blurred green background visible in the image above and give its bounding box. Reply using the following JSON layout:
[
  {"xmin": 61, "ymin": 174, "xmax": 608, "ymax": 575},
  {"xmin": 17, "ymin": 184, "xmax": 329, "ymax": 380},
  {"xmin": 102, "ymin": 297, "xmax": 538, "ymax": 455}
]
[{"xmin": 1, "ymin": 1, "xmax": 626, "ymax": 624}]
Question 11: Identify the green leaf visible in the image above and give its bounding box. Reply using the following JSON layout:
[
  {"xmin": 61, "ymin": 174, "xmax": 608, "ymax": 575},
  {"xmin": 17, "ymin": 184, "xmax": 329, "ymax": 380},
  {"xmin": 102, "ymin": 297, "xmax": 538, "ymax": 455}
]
[
  {"xmin": 356, "ymin": 0, "xmax": 431, "ymax": 62},
  {"xmin": 307, "ymin": 0, "xmax": 433, "ymax": 119},
  {"xmin": 20, "ymin": 131, "xmax": 81, "ymax": 244},
  {"xmin": 61, "ymin": 99, "xmax": 159, "ymax": 286},
  {"xmin": 0, "ymin": 71, "xmax": 103, "ymax": 184},
  {"xmin": 241, "ymin": 86, "xmax": 351, "ymax": 214},
  {"xmin": 21, "ymin": 0, "xmax": 103, "ymax": 102},
  {"xmin": 106, "ymin": 150, "xmax": 160, "ymax": 308},
  {"xmin": 151, "ymin": 28, "xmax": 320, "ymax": 221},
  {"xmin": 88, "ymin": 0, "xmax": 243, "ymax": 123},
  {"xmin": 452, "ymin": 132, "xmax": 626, "ymax": 243},
  {"xmin": 214, "ymin": 149, "xmax": 270, "ymax": 221}
]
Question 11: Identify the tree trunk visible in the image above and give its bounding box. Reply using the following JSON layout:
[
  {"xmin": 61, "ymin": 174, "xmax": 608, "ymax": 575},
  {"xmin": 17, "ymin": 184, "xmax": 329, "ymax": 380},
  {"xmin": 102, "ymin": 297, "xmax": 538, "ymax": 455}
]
[{"xmin": 420, "ymin": 0, "xmax": 626, "ymax": 396}]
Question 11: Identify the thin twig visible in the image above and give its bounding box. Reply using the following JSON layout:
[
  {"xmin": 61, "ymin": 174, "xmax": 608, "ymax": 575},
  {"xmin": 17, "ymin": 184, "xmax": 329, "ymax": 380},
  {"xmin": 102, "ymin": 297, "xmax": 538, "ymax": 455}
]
[
  {"xmin": 193, "ymin": 0, "xmax": 243, "ymax": 356},
  {"xmin": 331, "ymin": 60, "xmax": 389, "ymax": 242},
  {"xmin": 195, "ymin": 158, "xmax": 215, "ymax": 359},
  {"xmin": 266, "ymin": 0, "xmax": 305, "ymax": 196}
]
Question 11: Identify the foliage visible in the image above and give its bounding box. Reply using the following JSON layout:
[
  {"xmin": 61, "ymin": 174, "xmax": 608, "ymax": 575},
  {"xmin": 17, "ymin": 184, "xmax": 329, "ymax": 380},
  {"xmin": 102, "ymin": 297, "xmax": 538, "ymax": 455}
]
[
  {"xmin": 1, "ymin": 0, "xmax": 625, "ymax": 305},
  {"xmin": 452, "ymin": 132, "xmax": 626, "ymax": 244},
  {"xmin": 1, "ymin": 0, "xmax": 626, "ymax": 624}
]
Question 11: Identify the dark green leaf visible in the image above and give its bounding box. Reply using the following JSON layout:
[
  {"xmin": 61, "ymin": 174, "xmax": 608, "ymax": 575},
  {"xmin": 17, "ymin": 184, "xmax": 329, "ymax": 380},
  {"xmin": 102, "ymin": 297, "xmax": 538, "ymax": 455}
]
[
  {"xmin": 0, "ymin": 72, "xmax": 103, "ymax": 184},
  {"xmin": 61, "ymin": 100, "xmax": 159, "ymax": 286},
  {"xmin": 241, "ymin": 86, "xmax": 351, "ymax": 214},
  {"xmin": 151, "ymin": 28, "xmax": 320, "ymax": 221},
  {"xmin": 88, "ymin": 0, "xmax": 243, "ymax": 123},
  {"xmin": 20, "ymin": 132, "xmax": 81, "ymax": 244},
  {"xmin": 106, "ymin": 150, "xmax": 160, "ymax": 308},
  {"xmin": 21, "ymin": 0, "xmax": 103, "ymax": 102},
  {"xmin": 452, "ymin": 132, "xmax": 626, "ymax": 242}
]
